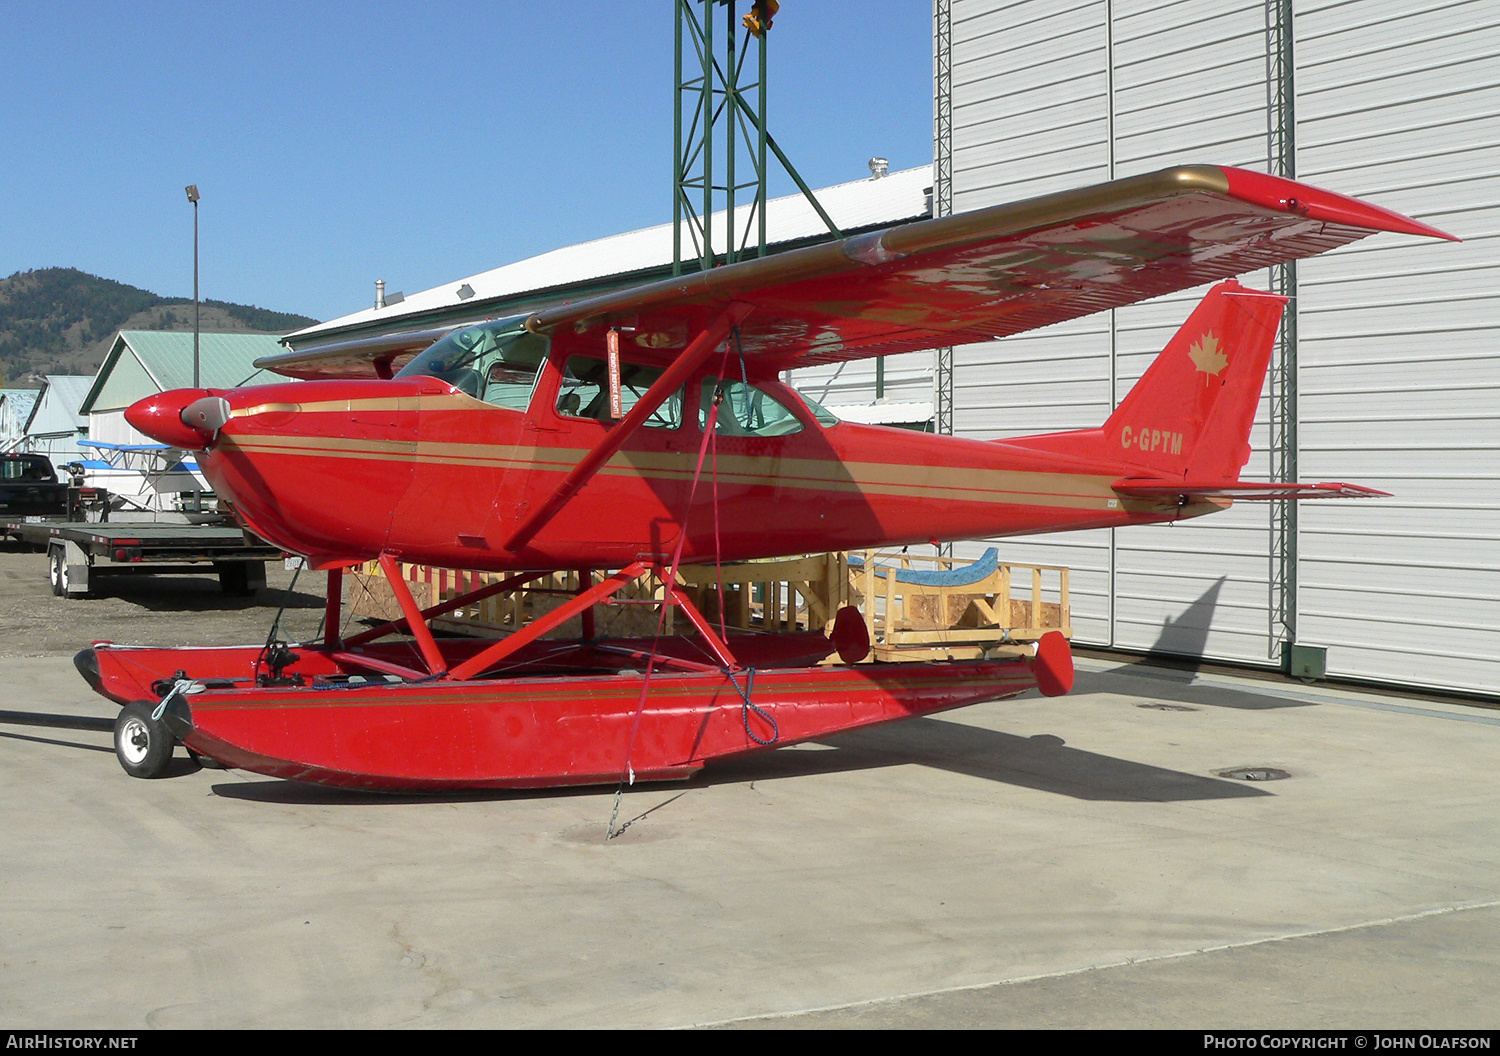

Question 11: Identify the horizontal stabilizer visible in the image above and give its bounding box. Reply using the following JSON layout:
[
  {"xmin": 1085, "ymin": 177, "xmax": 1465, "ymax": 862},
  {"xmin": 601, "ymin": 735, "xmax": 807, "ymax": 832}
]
[{"xmin": 1112, "ymin": 479, "xmax": 1391, "ymax": 501}]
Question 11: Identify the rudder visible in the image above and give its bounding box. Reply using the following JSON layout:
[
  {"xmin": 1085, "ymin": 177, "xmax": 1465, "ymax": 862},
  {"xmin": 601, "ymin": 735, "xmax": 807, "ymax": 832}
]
[{"xmin": 1102, "ymin": 280, "xmax": 1286, "ymax": 481}]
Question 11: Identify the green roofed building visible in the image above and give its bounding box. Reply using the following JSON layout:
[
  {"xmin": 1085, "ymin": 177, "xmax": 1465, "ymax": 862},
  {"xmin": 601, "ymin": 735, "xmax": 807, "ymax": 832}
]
[
  {"xmin": 80, "ymin": 331, "xmax": 285, "ymax": 448},
  {"xmin": 74, "ymin": 331, "xmax": 289, "ymax": 513}
]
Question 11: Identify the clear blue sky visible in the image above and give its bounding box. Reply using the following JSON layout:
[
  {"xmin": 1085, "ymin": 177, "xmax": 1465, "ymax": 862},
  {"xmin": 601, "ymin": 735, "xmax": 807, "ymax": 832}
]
[{"xmin": 1, "ymin": 2, "xmax": 936, "ymax": 323}]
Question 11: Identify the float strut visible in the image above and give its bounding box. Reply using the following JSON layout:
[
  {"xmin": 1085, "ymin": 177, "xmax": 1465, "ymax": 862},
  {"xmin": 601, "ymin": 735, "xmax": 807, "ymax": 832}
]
[
  {"xmin": 323, "ymin": 567, "xmax": 343, "ymax": 648},
  {"xmin": 376, "ymin": 552, "xmax": 448, "ymax": 677},
  {"xmin": 446, "ymin": 562, "xmax": 650, "ymax": 681}
]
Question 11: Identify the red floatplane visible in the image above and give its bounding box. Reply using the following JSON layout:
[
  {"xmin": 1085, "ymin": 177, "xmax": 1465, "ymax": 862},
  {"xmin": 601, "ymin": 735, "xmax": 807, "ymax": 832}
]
[{"xmin": 80, "ymin": 166, "xmax": 1453, "ymax": 790}]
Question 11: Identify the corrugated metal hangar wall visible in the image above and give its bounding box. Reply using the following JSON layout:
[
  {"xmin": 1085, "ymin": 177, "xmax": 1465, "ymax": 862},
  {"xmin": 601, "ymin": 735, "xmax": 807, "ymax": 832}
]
[
  {"xmin": 933, "ymin": 0, "xmax": 1500, "ymax": 695},
  {"xmin": 864, "ymin": 0, "xmax": 1498, "ymax": 696}
]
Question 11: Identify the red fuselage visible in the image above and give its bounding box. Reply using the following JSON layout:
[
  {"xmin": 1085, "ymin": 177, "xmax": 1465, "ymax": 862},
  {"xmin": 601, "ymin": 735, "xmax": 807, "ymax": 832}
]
[{"xmin": 132, "ymin": 362, "xmax": 1202, "ymax": 572}]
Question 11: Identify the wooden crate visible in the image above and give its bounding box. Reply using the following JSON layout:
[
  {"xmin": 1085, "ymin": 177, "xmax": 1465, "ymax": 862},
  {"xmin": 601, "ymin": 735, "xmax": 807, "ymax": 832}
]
[
  {"xmin": 851, "ymin": 548, "xmax": 1070, "ymax": 661},
  {"xmin": 347, "ymin": 563, "xmax": 673, "ymax": 639},
  {"xmin": 674, "ymin": 552, "xmax": 849, "ymax": 635},
  {"xmin": 346, "ymin": 548, "xmax": 1068, "ymax": 662}
]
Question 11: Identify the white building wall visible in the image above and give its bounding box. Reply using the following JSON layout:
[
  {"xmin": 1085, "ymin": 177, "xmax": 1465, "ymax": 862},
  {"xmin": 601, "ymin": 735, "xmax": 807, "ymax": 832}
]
[
  {"xmin": 949, "ymin": 0, "xmax": 1117, "ymax": 645},
  {"xmin": 789, "ymin": 350, "xmax": 935, "ymax": 413},
  {"xmin": 1109, "ymin": 0, "xmax": 1279, "ymax": 663}
]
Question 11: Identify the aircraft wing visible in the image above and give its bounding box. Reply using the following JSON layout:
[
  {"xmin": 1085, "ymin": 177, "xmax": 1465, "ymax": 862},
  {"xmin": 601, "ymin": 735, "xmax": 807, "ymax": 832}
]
[
  {"xmin": 526, "ymin": 165, "xmax": 1455, "ymax": 368},
  {"xmin": 253, "ymin": 326, "xmax": 458, "ymax": 382},
  {"xmin": 256, "ymin": 165, "xmax": 1453, "ymax": 381}
]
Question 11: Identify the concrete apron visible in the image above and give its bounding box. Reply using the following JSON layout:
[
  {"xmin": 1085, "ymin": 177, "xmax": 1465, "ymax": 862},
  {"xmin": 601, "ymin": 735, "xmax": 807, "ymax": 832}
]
[{"xmin": 3, "ymin": 653, "xmax": 1498, "ymax": 1028}]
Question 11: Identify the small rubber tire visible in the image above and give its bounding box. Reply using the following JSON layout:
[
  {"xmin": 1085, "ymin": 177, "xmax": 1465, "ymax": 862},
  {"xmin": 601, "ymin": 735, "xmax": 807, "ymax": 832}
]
[
  {"xmin": 48, "ymin": 549, "xmax": 63, "ymax": 597},
  {"xmin": 114, "ymin": 701, "xmax": 175, "ymax": 779}
]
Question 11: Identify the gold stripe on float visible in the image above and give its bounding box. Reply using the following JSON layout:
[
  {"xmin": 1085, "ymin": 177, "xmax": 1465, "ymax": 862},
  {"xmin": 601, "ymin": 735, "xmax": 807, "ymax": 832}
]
[{"xmin": 191, "ymin": 671, "xmax": 1026, "ymax": 711}]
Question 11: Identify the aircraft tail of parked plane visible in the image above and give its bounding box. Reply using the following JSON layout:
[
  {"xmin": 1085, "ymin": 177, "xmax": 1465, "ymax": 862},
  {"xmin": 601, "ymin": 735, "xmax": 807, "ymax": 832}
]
[
  {"xmin": 1102, "ymin": 280, "xmax": 1282, "ymax": 481},
  {"xmin": 1008, "ymin": 280, "xmax": 1380, "ymax": 503}
]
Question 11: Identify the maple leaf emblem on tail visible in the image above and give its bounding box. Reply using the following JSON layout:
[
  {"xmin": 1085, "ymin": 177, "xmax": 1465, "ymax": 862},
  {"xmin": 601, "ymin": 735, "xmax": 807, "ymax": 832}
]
[{"xmin": 1189, "ymin": 332, "xmax": 1229, "ymax": 382}]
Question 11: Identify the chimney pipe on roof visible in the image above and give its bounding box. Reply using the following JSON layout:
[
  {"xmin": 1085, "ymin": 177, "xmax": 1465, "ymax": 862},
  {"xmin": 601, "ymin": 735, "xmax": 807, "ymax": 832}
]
[{"xmin": 375, "ymin": 279, "xmax": 386, "ymax": 310}]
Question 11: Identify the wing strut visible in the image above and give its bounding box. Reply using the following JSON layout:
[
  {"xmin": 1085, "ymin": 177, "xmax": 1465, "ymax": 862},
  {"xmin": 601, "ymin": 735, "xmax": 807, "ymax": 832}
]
[{"xmin": 504, "ymin": 301, "xmax": 754, "ymax": 552}]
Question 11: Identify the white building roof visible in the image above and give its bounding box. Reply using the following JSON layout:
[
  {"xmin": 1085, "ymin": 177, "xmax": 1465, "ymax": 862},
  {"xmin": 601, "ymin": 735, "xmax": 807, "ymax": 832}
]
[
  {"xmin": 0, "ymin": 389, "xmax": 39, "ymax": 441},
  {"xmin": 826, "ymin": 400, "xmax": 934, "ymax": 426},
  {"xmin": 290, "ymin": 166, "xmax": 932, "ymax": 343},
  {"xmin": 25, "ymin": 375, "xmax": 92, "ymax": 437}
]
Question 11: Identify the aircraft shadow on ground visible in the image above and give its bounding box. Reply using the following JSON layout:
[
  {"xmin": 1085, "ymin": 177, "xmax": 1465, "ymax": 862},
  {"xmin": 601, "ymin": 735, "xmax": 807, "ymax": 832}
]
[
  {"xmin": 0, "ymin": 709, "xmax": 113, "ymax": 757},
  {"xmin": 0, "ymin": 728, "xmax": 114, "ymax": 755},
  {"xmin": 1075, "ymin": 575, "xmax": 1313, "ymax": 711},
  {"xmin": 703, "ymin": 716, "xmax": 1271, "ymax": 801},
  {"xmin": 209, "ymin": 711, "xmax": 1269, "ymax": 805},
  {"xmin": 1071, "ymin": 667, "xmax": 1314, "ymax": 711},
  {"xmin": 87, "ymin": 577, "xmax": 325, "ymax": 613}
]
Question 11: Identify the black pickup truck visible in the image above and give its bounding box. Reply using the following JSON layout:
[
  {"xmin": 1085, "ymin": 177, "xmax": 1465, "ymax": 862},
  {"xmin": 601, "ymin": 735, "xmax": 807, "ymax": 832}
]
[
  {"xmin": 0, "ymin": 453, "xmax": 281, "ymax": 597},
  {"xmin": 0, "ymin": 453, "xmax": 68, "ymax": 516}
]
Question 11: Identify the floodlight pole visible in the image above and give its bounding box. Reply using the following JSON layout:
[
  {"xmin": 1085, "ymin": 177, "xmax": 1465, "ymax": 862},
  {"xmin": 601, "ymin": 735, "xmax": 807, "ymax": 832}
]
[
  {"xmin": 185, "ymin": 185, "xmax": 200, "ymax": 388},
  {"xmin": 184, "ymin": 183, "xmax": 202, "ymax": 519}
]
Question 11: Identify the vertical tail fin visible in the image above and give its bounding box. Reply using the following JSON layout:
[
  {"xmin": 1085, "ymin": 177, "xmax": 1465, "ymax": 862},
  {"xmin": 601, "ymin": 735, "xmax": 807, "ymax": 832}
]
[
  {"xmin": 1006, "ymin": 281, "xmax": 1387, "ymax": 500},
  {"xmin": 1006, "ymin": 280, "xmax": 1286, "ymax": 480},
  {"xmin": 1102, "ymin": 279, "xmax": 1285, "ymax": 481}
]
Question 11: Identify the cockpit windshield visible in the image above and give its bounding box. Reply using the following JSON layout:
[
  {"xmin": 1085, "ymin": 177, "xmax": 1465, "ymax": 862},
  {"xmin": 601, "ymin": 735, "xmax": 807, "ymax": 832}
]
[{"xmin": 396, "ymin": 317, "xmax": 549, "ymax": 411}]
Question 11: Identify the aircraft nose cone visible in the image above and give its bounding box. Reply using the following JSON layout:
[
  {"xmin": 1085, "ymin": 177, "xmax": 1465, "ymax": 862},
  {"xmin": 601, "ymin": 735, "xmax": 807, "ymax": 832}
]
[{"xmin": 125, "ymin": 388, "xmax": 221, "ymax": 449}]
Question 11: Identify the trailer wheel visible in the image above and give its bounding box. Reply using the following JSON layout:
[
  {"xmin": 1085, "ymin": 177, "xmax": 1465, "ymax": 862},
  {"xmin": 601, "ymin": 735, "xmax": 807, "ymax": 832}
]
[
  {"xmin": 49, "ymin": 545, "xmax": 87, "ymax": 598},
  {"xmin": 114, "ymin": 701, "xmax": 175, "ymax": 779},
  {"xmin": 217, "ymin": 562, "xmax": 251, "ymax": 596}
]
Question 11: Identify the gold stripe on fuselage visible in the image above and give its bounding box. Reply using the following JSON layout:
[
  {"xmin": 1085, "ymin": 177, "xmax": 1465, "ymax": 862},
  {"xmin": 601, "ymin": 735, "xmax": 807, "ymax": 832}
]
[
  {"xmin": 217, "ymin": 428, "xmax": 1120, "ymax": 510},
  {"xmin": 230, "ymin": 394, "xmax": 465, "ymax": 418}
]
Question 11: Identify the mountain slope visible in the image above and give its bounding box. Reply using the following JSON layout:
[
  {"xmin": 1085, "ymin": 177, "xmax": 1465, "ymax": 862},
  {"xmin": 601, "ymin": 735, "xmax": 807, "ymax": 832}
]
[{"xmin": 0, "ymin": 268, "xmax": 319, "ymax": 383}]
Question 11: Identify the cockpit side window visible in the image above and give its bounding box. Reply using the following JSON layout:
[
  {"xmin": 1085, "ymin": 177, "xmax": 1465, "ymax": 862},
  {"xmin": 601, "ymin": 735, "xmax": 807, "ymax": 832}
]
[
  {"xmin": 555, "ymin": 355, "xmax": 682, "ymax": 429},
  {"xmin": 395, "ymin": 318, "xmax": 548, "ymax": 411},
  {"xmin": 698, "ymin": 379, "xmax": 806, "ymax": 437},
  {"xmin": 479, "ymin": 333, "xmax": 548, "ymax": 411},
  {"xmin": 798, "ymin": 390, "xmax": 841, "ymax": 427}
]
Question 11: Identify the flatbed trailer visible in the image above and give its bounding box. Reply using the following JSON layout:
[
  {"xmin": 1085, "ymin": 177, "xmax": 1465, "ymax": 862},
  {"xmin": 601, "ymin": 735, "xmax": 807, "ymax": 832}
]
[{"xmin": 0, "ymin": 518, "xmax": 283, "ymax": 598}]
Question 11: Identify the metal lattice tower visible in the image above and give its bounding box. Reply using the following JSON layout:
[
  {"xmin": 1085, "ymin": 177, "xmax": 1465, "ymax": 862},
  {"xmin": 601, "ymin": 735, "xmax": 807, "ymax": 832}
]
[
  {"xmin": 1266, "ymin": 0, "xmax": 1298, "ymax": 657},
  {"xmin": 673, "ymin": 0, "xmax": 839, "ymax": 277},
  {"xmin": 933, "ymin": 0, "xmax": 954, "ymax": 436}
]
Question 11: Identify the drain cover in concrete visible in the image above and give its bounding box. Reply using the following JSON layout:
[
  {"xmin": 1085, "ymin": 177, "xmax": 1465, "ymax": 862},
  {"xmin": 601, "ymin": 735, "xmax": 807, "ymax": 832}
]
[{"xmin": 1214, "ymin": 766, "xmax": 1291, "ymax": 781}]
